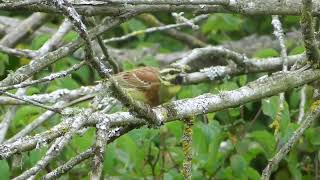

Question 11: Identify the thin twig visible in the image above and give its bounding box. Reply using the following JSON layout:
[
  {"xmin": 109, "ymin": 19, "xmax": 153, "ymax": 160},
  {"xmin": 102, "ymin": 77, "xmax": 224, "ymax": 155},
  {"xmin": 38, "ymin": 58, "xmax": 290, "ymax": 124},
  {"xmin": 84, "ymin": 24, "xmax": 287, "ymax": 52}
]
[
  {"xmin": 104, "ymin": 14, "xmax": 208, "ymax": 44},
  {"xmin": 269, "ymin": 15, "xmax": 289, "ymax": 136},
  {"xmin": 6, "ymin": 95, "xmax": 94, "ymax": 143},
  {"xmin": 298, "ymin": 85, "xmax": 307, "ymax": 124},
  {"xmin": 1, "ymin": 91, "xmax": 61, "ymax": 113},
  {"xmin": 0, "ymin": 61, "xmax": 85, "ymax": 92},
  {"xmin": 42, "ymin": 147, "xmax": 95, "ymax": 180},
  {"xmin": 0, "ymin": 88, "xmax": 26, "ymax": 143},
  {"xmin": 0, "ymin": 45, "xmax": 36, "ymax": 58}
]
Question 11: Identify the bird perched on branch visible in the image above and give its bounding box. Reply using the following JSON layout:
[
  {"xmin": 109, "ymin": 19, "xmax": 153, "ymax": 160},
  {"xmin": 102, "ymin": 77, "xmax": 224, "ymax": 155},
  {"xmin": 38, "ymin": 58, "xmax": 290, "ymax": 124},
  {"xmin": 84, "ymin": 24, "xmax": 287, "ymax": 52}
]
[{"xmin": 112, "ymin": 67, "xmax": 182, "ymax": 107}]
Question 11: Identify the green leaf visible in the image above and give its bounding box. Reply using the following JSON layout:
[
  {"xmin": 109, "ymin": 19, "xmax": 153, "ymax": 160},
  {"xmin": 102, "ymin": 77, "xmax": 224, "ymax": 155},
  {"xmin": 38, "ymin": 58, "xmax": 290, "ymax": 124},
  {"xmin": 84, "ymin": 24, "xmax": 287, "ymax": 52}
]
[
  {"xmin": 249, "ymin": 130, "xmax": 276, "ymax": 158},
  {"xmin": 289, "ymin": 88, "xmax": 301, "ymax": 109},
  {"xmin": 29, "ymin": 148, "xmax": 46, "ymax": 165},
  {"xmin": 71, "ymin": 128, "xmax": 94, "ymax": 151},
  {"xmin": 254, "ymin": 48, "xmax": 279, "ymax": 58},
  {"xmin": 228, "ymin": 107, "xmax": 240, "ymax": 117},
  {"xmin": 247, "ymin": 167, "xmax": 260, "ymax": 180},
  {"xmin": 206, "ymin": 139, "xmax": 233, "ymax": 176},
  {"xmin": 236, "ymin": 139, "xmax": 263, "ymax": 162},
  {"xmin": 284, "ymin": 16, "xmax": 300, "ymax": 26},
  {"xmin": 128, "ymin": 128, "xmax": 158, "ymax": 148},
  {"xmin": 63, "ymin": 31, "xmax": 78, "ymax": 42},
  {"xmin": 279, "ymin": 123, "xmax": 298, "ymax": 147},
  {"xmin": 57, "ymin": 78, "xmax": 79, "ymax": 89},
  {"xmin": 164, "ymin": 169, "xmax": 184, "ymax": 180},
  {"xmin": 166, "ymin": 121, "xmax": 183, "ymax": 139},
  {"xmin": 262, "ymin": 96, "xmax": 291, "ymax": 138},
  {"xmin": 306, "ymin": 127, "xmax": 320, "ymax": 146},
  {"xmin": 72, "ymin": 65, "xmax": 91, "ymax": 84},
  {"xmin": 202, "ymin": 14, "xmax": 243, "ymax": 34},
  {"xmin": 289, "ymin": 46, "xmax": 305, "ymax": 55},
  {"xmin": 193, "ymin": 124, "xmax": 209, "ymax": 155},
  {"xmin": 13, "ymin": 106, "xmax": 42, "ymax": 126},
  {"xmin": 104, "ymin": 143, "xmax": 117, "ymax": 175},
  {"xmin": 262, "ymin": 96, "xmax": 279, "ymax": 119},
  {"xmin": 0, "ymin": 160, "xmax": 10, "ymax": 180},
  {"xmin": 139, "ymin": 56, "xmax": 159, "ymax": 67},
  {"xmin": 203, "ymin": 121, "xmax": 225, "ymax": 171},
  {"xmin": 26, "ymin": 87, "xmax": 40, "ymax": 95},
  {"xmin": 230, "ymin": 154, "xmax": 248, "ymax": 179},
  {"xmin": 178, "ymin": 83, "xmax": 212, "ymax": 99},
  {"xmin": 122, "ymin": 60, "xmax": 135, "ymax": 71},
  {"xmin": 0, "ymin": 52, "xmax": 8, "ymax": 76},
  {"xmin": 116, "ymin": 134, "xmax": 144, "ymax": 175},
  {"xmin": 121, "ymin": 19, "xmax": 146, "ymax": 41},
  {"xmin": 275, "ymin": 168, "xmax": 291, "ymax": 180},
  {"xmin": 279, "ymin": 102, "xmax": 291, "ymax": 138},
  {"xmin": 238, "ymin": 75, "xmax": 247, "ymax": 86},
  {"xmin": 31, "ymin": 34, "xmax": 51, "ymax": 50},
  {"xmin": 218, "ymin": 81, "xmax": 239, "ymax": 91},
  {"xmin": 287, "ymin": 150, "xmax": 302, "ymax": 180},
  {"xmin": 215, "ymin": 166, "xmax": 233, "ymax": 179}
]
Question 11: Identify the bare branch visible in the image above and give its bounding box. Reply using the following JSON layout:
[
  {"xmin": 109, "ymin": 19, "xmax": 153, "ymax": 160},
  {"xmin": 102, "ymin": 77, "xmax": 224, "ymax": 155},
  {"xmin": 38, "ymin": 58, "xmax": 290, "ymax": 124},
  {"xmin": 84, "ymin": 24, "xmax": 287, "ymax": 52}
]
[
  {"xmin": 0, "ymin": 45, "xmax": 36, "ymax": 58},
  {"xmin": 0, "ymin": 61, "xmax": 86, "ymax": 92},
  {"xmin": 1, "ymin": 91, "xmax": 61, "ymax": 113},
  {"xmin": 298, "ymin": 85, "xmax": 307, "ymax": 124},
  {"xmin": 0, "ymin": 12, "xmax": 49, "ymax": 47},
  {"xmin": 0, "ymin": 85, "xmax": 101, "ymax": 105},
  {"xmin": 0, "ymin": 88, "xmax": 26, "ymax": 143},
  {"xmin": 270, "ymin": 15, "xmax": 289, "ymax": 135},
  {"xmin": 42, "ymin": 147, "xmax": 95, "ymax": 180},
  {"xmin": 104, "ymin": 14, "xmax": 208, "ymax": 44}
]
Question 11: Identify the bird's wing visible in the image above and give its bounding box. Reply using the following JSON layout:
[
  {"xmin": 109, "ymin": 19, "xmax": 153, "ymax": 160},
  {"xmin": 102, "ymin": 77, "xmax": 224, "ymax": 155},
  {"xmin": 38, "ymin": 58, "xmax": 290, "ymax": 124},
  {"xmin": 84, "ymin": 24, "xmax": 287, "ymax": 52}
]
[{"xmin": 113, "ymin": 67, "xmax": 161, "ymax": 91}]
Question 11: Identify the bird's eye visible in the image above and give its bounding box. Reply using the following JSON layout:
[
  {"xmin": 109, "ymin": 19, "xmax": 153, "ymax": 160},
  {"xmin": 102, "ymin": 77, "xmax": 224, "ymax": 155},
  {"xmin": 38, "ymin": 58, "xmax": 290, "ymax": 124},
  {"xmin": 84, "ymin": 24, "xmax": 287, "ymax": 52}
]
[
  {"xmin": 172, "ymin": 75, "xmax": 183, "ymax": 84},
  {"xmin": 169, "ymin": 71, "xmax": 175, "ymax": 75}
]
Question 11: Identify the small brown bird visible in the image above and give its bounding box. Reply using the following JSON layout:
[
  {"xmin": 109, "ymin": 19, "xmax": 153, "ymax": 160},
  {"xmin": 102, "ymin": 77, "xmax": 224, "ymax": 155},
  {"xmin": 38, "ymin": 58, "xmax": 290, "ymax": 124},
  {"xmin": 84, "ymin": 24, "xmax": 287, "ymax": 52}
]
[{"xmin": 112, "ymin": 67, "xmax": 182, "ymax": 106}]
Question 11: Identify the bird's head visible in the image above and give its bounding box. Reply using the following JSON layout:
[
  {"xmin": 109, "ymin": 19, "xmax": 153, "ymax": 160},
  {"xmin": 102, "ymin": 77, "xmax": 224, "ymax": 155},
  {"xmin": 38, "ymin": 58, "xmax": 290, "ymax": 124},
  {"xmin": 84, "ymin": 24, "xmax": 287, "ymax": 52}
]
[
  {"xmin": 159, "ymin": 67, "xmax": 184, "ymax": 86},
  {"xmin": 158, "ymin": 67, "xmax": 186, "ymax": 104}
]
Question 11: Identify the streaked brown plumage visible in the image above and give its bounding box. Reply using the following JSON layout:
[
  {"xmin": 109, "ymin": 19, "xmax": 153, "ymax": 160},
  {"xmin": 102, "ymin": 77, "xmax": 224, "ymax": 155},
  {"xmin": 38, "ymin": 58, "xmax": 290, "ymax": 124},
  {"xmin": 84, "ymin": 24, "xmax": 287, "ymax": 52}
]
[{"xmin": 113, "ymin": 67, "xmax": 181, "ymax": 106}]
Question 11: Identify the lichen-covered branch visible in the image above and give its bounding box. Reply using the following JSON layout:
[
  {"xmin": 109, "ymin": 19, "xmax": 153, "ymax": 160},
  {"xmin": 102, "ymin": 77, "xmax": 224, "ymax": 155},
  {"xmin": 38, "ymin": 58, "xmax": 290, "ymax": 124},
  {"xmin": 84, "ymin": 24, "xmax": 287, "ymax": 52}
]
[
  {"xmin": 261, "ymin": 100, "xmax": 320, "ymax": 180},
  {"xmin": 0, "ymin": 85, "xmax": 101, "ymax": 105},
  {"xmin": 182, "ymin": 117, "xmax": 193, "ymax": 180},
  {"xmin": 0, "ymin": 88, "xmax": 26, "ymax": 143},
  {"xmin": 0, "ymin": 12, "xmax": 49, "ymax": 47},
  {"xmin": 138, "ymin": 13, "xmax": 207, "ymax": 48},
  {"xmin": 3, "ymin": 0, "xmax": 320, "ymax": 16},
  {"xmin": 183, "ymin": 53, "xmax": 305, "ymax": 84},
  {"xmin": 300, "ymin": 0, "xmax": 320, "ymax": 66},
  {"xmin": 42, "ymin": 147, "xmax": 94, "ymax": 180},
  {"xmin": 0, "ymin": 61, "xmax": 85, "ymax": 92}
]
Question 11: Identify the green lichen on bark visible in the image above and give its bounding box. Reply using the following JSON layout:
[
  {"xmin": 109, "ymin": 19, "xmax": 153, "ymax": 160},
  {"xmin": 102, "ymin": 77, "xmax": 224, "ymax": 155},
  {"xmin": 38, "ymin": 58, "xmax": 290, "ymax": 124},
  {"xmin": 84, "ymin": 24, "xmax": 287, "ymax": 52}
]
[
  {"xmin": 182, "ymin": 117, "xmax": 193, "ymax": 180},
  {"xmin": 300, "ymin": 0, "xmax": 320, "ymax": 67},
  {"xmin": 161, "ymin": 102, "xmax": 178, "ymax": 120}
]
